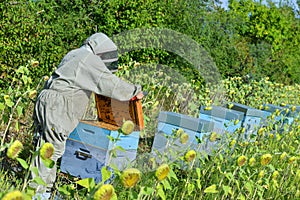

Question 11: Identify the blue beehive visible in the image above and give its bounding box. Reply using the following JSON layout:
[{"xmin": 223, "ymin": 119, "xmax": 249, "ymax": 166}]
[
  {"xmin": 151, "ymin": 111, "xmax": 215, "ymax": 159},
  {"xmin": 262, "ymin": 104, "xmax": 293, "ymax": 128},
  {"xmin": 60, "ymin": 121, "xmax": 140, "ymax": 183},
  {"xmin": 226, "ymin": 102, "xmax": 269, "ymax": 140},
  {"xmin": 281, "ymin": 104, "xmax": 300, "ymax": 123},
  {"xmin": 199, "ymin": 105, "xmax": 244, "ymax": 134},
  {"xmin": 60, "ymin": 94, "xmax": 144, "ymax": 183}
]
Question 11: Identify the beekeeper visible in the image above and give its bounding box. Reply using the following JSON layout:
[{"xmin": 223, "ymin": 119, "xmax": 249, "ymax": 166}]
[{"xmin": 31, "ymin": 32, "xmax": 144, "ymax": 198}]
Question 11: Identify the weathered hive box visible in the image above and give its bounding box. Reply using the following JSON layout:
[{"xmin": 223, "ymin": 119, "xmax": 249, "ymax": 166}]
[
  {"xmin": 262, "ymin": 103, "xmax": 293, "ymax": 126},
  {"xmin": 151, "ymin": 111, "xmax": 215, "ymax": 159},
  {"xmin": 226, "ymin": 102, "xmax": 268, "ymax": 139},
  {"xmin": 60, "ymin": 94, "xmax": 144, "ymax": 183},
  {"xmin": 199, "ymin": 105, "xmax": 244, "ymax": 134}
]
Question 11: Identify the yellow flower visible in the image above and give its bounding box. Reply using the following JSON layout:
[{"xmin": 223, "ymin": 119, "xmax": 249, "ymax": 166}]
[
  {"xmin": 249, "ymin": 157, "xmax": 256, "ymax": 167},
  {"xmin": 292, "ymin": 106, "xmax": 296, "ymax": 112},
  {"xmin": 28, "ymin": 90, "xmax": 37, "ymax": 99},
  {"xmin": 94, "ymin": 184, "xmax": 116, "ymax": 200},
  {"xmin": 184, "ymin": 150, "xmax": 196, "ymax": 162},
  {"xmin": 228, "ymin": 103, "xmax": 234, "ymax": 109},
  {"xmin": 2, "ymin": 190, "xmax": 24, "ymax": 200},
  {"xmin": 280, "ymin": 152, "xmax": 287, "ymax": 160},
  {"xmin": 121, "ymin": 168, "xmax": 141, "ymax": 188},
  {"xmin": 258, "ymin": 128, "xmax": 264, "ymax": 136},
  {"xmin": 121, "ymin": 120, "xmax": 135, "ymax": 135},
  {"xmin": 258, "ymin": 170, "xmax": 265, "ymax": 178},
  {"xmin": 155, "ymin": 164, "xmax": 170, "ymax": 181},
  {"xmin": 260, "ymin": 154, "xmax": 272, "ymax": 166},
  {"xmin": 204, "ymin": 106, "xmax": 212, "ymax": 111},
  {"xmin": 234, "ymin": 119, "xmax": 239, "ymax": 125},
  {"xmin": 237, "ymin": 155, "xmax": 247, "ymax": 167},
  {"xmin": 43, "ymin": 75, "xmax": 49, "ymax": 81},
  {"xmin": 180, "ymin": 133, "xmax": 189, "ymax": 144},
  {"xmin": 272, "ymin": 171, "xmax": 279, "ymax": 180},
  {"xmin": 40, "ymin": 142, "xmax": 54, "ymax": 160},
  {"xmin": 30, "ymin": 60, "xmax": 39, "ymax": 67},
  {"xmin": 269, "ymin": 134, "xmax": 274, "ymax": 139},
  {"xmin": 209, "ymin": 132, "xmax": 218, "ymax": 142},
  {"xmin": 288, "ymin": 156, "xmax": 297, "ymax": 164},
  {"xmin": 229, "ymin": 139, "xmax": 236, "ymax": 148},
  {"xmin": 6, "ymin": 140, "xmax": 23, "ymax": 159},
  {"xmin": 175, "ymin": 128, "xmax": 184, "ymax": 137}
]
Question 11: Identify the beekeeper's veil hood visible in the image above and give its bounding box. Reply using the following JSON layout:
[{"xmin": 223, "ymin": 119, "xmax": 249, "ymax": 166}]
[{"xmin": 83, "ymin": 33, "xmax": 118, "ymax": 72}]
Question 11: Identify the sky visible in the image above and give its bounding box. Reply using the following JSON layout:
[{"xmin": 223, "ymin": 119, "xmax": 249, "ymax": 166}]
[{"xmin": 219, "ymin": 0, "xmax": 300, "ymax": 12}]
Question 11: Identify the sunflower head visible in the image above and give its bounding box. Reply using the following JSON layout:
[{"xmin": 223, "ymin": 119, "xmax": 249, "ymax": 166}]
[
  {"xmin": 184, "ymin": 150, "xmax": 196, "ymax": 162},
  {"xmin": 40, "ymin": 142, "xmax": 55, "ymax": 160},
  {"xmin": 2, "ymin": 190, "xmax": 24, "ymax": 200},
  {"xmin": 209, "ymin": 132, "xmax": 218, "ymax": 142},
  {"xmin": 155, "ymin": 164, "xmax": 170, "ymax": 181},
  {"xmin": 237, "ymin": 155, "xmax": 247, "ymax": 167},
  {"xmin": 93, "ymin": 184, "xmax": 117, "ymax": 200},
  {"xmin": 121, "ymin": 120, "xmax": 135, "ymax": 135},
  {"xmin": 180, "ymin": 133, "xmax": 189, "ymax": 144},
  {"xmin": 6, "ymin": 140, "xmax": 23, "ymax": 159},
  {"xmin": 260, "ymin": 154, "xmax": 272, "ymax": 166},
  {"xmin": 121, "ymin": 168, "xmax": 141, "ymax": 188}
]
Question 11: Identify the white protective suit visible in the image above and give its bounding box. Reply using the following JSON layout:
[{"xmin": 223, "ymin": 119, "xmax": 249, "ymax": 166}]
[{"xmin": 31, "ymin": 33, "xmax": 141, "ymax": 194}]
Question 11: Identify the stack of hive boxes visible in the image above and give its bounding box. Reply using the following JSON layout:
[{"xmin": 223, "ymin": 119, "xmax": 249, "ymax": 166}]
[{"xmin": 60, "ymin": 94, "xmax": 144, "ymax": 183}]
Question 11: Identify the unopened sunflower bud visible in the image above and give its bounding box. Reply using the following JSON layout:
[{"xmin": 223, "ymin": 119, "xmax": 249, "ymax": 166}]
[
  {"xmin": 180, "ymin": 133, "xmax": 189, "ymax": 144},
  {"xmin": 121, "ymin": 120, "xmax": 135, "ymax": 135},
  {"xmin": 209, "ymin": 132, "xmax": 218, "ymax": 142}
]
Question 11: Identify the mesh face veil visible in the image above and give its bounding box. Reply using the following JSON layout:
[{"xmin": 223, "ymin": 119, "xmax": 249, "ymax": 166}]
[{"xmin": 83, "ymin": 33, "xmax": 119, "ymax": 72}]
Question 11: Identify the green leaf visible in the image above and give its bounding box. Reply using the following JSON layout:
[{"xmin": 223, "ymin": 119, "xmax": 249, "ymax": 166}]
[
  {"xmin": 115, "ymin": 145, "xmax": 126, "ymax": 152},
  {"xmin": 161, "ymin": 179, "xmax": 171, "ymax": 190},
  {"xmin": 101, "ymin": 166, "xmax": 112, "ymax": 183},
  {"xmin": 204, "ymin": 184, "xmax": 218, "ymax": 193},
  {"xmin": 244, "ymin": 181, "xmax": 253, "ymax": 194},
  {"xmin": 0, "ymin": 103, "xmax": 5, "ymax": 111},
  {"xmin": 41, "ymin": 159, "xmax": 55, "ymax": 168},
  {"xmin": 16, "ymin": 105, "xmax": 23, "ymax": 117},
  {"xmin": 31, "ymin": 166, "xmax": 39, "ymax": 176},
  {"xmin": 222, "ymin": 185, "xmax": 233, "ymax": 196},
  {"xmin": 76, "ymin": 178, "xmax": 95, "ymax": 191},
  {"xmin": 142, "ymin": 187, "xmax": 155, "ymax": 195},
  {"xmin": 16, "ymin": 158, "xmax": 29, "ymax": 169},
  {"xmin": 33, "ymin": 177, "xmax": 47, "ymax": 186},
  {"xmin": 168, "ymin": 168, "xmax": 178, "ymax": 182},
  {"xmin": 187, "ymin": 183, "xmax": 195, "ymax": 195},
  {"xmin": 156, "ymin": 184, "xmax": 166, "ymax": 200}
]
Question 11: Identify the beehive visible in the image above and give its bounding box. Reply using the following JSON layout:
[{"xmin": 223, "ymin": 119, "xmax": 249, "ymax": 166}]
[{"xmin": 60, "ymin": 94, "xmax": 144, "ymax": 183}]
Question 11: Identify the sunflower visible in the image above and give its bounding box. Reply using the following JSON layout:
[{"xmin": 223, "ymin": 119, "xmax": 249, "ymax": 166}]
[
  {"xmin": 40, "ymin": 142, "xmax": 55, "ymax": 160},
  {"xmin": 237, "ymin": 155, "xmax": 247, "ymax": 167},
  {"xmin": 155, "ymin": 164, "xmax": 170, "ymax": 181},
  {"xmin": 121, "ymin": 168, "xmax": 141, "ymax": 188},
  {"xmin": 94, "ymin": 184, "xmax": 117, "ymax": 200},
  {"xmin": 2, "ymin": 190, "xmax": 24, "ymax": 200},
  {"xmin": 184, "ymin": 150, "xmax": 196, "ymax": 162},
  {"xmin": 6, "ymin": 140, "xmax": 23, "ymax": 159},
  {"xmin": 121, "ymin": 120, "xmax": 135, "ymax": 135},
  {"xmin": 260, "ymin": 154, "xmax": 272, "ymax": 166}
]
